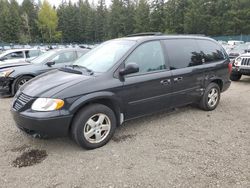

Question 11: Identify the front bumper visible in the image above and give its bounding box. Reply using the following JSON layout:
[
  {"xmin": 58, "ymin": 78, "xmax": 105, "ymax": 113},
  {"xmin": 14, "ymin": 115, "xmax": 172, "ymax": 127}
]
[
  {"xmin": 12, "ymin": 109, "xmax": 73, "ymax": 137},
  {"xmin": 0, "ymin": 77, "xmax": 13, "ymax": 96}
]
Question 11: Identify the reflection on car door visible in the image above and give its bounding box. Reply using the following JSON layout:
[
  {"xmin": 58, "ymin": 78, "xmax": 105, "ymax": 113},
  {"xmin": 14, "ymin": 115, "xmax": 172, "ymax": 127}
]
[{"xmin": 119, "ymin": 41, "xmax": 173, "ymax": 119}]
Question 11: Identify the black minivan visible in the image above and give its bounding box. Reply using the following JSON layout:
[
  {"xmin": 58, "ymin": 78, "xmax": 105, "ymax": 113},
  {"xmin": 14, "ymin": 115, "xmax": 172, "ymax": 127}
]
[{"xmin": 11, "ymin": 34, "xmax": 231, "ymax": 149}]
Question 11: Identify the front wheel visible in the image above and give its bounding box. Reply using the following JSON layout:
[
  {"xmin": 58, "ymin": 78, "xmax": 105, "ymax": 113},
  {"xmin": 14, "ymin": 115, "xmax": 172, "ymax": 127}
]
[
  {"xmin": 71, "ymin": 104, "xmax": 117, "ymax": 149},
  {"xmin": 199, "ymin": 83, "xmax": 221, "ymax": 111}
]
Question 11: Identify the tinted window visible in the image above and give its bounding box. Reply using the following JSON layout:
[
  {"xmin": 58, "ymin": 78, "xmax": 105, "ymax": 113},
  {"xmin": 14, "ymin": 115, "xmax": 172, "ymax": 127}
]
[
  {"xmin": 26, "ymin": 50, "xmax": 40, "ymax": 58},
  {"xmin": 51, "ymin": 51, "xmax": 76, "ymax": 64},
  {"xmin": 125, "ymin": 41, "xmax": 166, "ymax": 74},
  {"xmin": 164, "ymin": 39, "xmax": 202, "ymax": 69},
  {"xmin": 197, "ymin": 39, "xmax": 225, "ymax": 63},
  {"xmin": 5, "ymin": 51, "xmax": 24, "ymax": 60}
]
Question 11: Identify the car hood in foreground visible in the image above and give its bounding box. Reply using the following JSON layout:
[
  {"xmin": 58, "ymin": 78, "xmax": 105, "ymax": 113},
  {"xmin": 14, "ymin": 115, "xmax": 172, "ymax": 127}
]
[
  {"xmin": 20, "ymin": 69, "xmax": 92, "ymax": 98},
  {"xmin": 0, "ymin": 61, "xmax": 30, "ymax": 70}
]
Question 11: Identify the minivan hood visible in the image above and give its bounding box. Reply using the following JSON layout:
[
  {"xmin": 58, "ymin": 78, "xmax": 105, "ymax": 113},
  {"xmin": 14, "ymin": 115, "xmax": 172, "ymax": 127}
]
[
  {"xmin": 20, "ymin": 70, "xmax": 91, "ymax": 98},
  {"xmin": 0, "ymin": 61, "xmax": 30, "ymax": 69}
]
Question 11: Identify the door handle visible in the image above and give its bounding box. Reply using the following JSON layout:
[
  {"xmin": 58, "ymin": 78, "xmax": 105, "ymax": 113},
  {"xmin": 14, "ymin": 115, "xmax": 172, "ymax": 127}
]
[
  {"xmin": 174, "ymin": 77, "xmax": 183, "ymax": 82},
  {"xmin": 160, "ymin": 79, "xmax": 171, "ymax": 85}
]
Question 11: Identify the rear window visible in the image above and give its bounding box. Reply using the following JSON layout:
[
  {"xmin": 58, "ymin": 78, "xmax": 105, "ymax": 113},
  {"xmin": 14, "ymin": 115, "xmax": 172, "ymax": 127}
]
[{"xmin": 196, "ymin": 39, "xmax": 225, "ymax": 63}]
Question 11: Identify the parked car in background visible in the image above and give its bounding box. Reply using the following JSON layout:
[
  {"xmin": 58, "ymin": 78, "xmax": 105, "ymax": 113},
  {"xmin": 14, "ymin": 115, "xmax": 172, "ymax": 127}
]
[
  {"xmin": 228, "ymin": 44, "xmax": 250, "ymax": 60},
  {"xmin": 0, "ymin": 49, "xmax": 44, "ymax": 64},
  {"xmin": 0, "ymin": 48, "xmax": 89, "ymax": 96},
  {"xmin": 228, "ymin": 40, "xmax": 244, "ymax": 47},
  {"xmin": 11, "ymin": 34, "xmax": 231, "ymax": 149},
  {"xmin": 230, "ymin": 53, "xmax": 250, "ymax": 81}
]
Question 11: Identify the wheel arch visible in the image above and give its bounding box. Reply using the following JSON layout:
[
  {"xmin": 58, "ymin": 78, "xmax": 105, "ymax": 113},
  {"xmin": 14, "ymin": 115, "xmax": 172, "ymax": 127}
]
[
  {"xmin": 210, "ymin": 79, "xmax": 223, "ymax": 91},
  {"xmin": 11, "ymin": 74, "xmax": 35, "ymax": 95},
  {"xmin": 68, "ymin": 92, "xmax": 124, "ymax": 131},
  {"xmin": 206, "ymin": 76, "xmax": 223, "ymax": 91}
]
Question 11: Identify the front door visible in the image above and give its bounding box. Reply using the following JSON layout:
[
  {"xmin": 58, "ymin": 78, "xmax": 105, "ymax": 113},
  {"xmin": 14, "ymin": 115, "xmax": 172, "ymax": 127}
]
[{"xmin": 119, "ymin": 40, "xmax": 173, "ymax": 119}]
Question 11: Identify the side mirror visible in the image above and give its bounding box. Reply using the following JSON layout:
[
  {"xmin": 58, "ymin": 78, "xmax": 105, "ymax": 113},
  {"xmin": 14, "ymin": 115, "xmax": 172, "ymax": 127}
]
[
  {"xmin": 119, "ymin": 63, "xmax": 139, "ymax": 76},
  {"xmin": 46, "ymin": 61, "xmax": 55, "ymax": 67}
]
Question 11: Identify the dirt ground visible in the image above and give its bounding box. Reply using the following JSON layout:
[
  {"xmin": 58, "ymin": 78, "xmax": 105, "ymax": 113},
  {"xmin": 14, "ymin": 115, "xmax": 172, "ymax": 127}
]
[{"xmin": 0, "ymin": 77, "xmax": 249, "ymax": 188}]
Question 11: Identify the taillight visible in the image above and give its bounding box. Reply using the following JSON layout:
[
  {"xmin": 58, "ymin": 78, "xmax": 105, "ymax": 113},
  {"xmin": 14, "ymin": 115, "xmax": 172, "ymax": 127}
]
[{"xmin": 228, "ymin": 62, "xmax": 232, "ymax": 74}]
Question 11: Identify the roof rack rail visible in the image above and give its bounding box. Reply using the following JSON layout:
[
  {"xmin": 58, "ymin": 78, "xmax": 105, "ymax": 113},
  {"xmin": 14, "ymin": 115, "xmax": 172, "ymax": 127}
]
[{"xmin": 126, "ymin": 32, "xmax": 163, "ymax": 37}]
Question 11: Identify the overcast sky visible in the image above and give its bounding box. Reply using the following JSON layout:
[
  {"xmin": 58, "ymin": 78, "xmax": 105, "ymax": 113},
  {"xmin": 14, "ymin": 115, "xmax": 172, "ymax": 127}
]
[{"xmin": 17, "ymin": 0, "xmax": 112, "ymax": 7}]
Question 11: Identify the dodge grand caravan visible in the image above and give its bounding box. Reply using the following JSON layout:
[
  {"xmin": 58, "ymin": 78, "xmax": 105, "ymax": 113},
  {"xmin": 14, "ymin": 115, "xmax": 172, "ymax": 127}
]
[{"xmin": 11, "ymin": 34, "xmax": 231, "ymax": 149}]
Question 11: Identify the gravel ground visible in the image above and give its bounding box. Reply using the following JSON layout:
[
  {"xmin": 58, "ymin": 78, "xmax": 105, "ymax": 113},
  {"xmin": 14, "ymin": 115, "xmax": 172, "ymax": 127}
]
[{"xmin": 0, "ymin": 77, "xmax": 250, "ymax": 188}]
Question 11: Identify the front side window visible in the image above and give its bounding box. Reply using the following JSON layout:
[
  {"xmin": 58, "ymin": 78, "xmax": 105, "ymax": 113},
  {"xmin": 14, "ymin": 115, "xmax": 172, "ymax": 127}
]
[
  {"xmin": 125, "ymin": 41, "xmax": 166, "ymax": 74},
  {"xmin": 5, "ymin": 51, "xmax": 24, "ymax": 60},
  {"xmin": 74, "ymin": 40, "xmax": 136, "ymax": 73},
  {"xmin": 51, "ymin": 51, "xmax": 76, "ymax": 64},
  {"xmin": 196, "ymin": 39, "xmax": 225, "ymax": 63},
  {"xmin": 31, "ymin": 51, "xmax": 57, "ymax": 64},
  {"xmin": 164, "ymin": 39, "xmax": 202, "ymax": 70}
]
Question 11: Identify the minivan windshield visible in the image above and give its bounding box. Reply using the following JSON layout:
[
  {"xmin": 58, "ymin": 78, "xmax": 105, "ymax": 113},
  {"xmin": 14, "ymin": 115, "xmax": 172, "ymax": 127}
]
[
  {"xmin": 74, "ymin": 40, "xmax": 136, "ymax": 73},
  {"xmin": 31, "ymin": 51, "xmax": 56, "ymax": 64}
]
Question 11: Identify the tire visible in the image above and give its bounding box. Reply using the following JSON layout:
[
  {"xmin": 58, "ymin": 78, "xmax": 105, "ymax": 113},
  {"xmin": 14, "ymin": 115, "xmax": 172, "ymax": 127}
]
[
  {"xmin": 230, "ymin": 72, "xmax": 242, "ymax": 81},
  {"xmin": 199, "ymin": 83, "xmax": 221, "ymax": 111},
  {"xmin": 13, "ymin": 75, "xmax": 33, "ymax": 94},
  {"xmin": 71, "ymin": 104, "xmax": 117, "ymax": 149}
]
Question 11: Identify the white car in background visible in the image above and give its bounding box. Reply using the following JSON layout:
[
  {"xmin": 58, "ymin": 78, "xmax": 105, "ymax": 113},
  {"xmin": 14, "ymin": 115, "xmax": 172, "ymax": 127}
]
[
  {"xmin": 228, "ymin": 40, "xmax": 244, "ymax": 46},
  {"xmin": 0, "ymin": 49, "xmax": 44, "ymax": 64}
]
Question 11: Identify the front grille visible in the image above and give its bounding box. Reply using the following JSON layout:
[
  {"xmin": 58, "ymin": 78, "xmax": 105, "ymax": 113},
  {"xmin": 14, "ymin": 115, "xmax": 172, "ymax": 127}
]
[
  {"xmin": 13, "ymin": 93, "xmax": 33, "ymax": 111},
  {"xmin": 241, "ymin": 58, "xmax": 250, "ymax": 66}
]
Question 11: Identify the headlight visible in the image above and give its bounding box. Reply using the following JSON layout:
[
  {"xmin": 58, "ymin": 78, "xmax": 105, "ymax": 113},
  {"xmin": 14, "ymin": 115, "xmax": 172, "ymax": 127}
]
[
  {"xmin": 234, "ymin": 57, "xmax": 241, "ymax": 66},
  {"xmin": 31, "ymin": 98, "xmax": 64, "ymax": 111},
  {"xmin": 0, "ymin": 69, "xmax": 14, "ymax": 77}
]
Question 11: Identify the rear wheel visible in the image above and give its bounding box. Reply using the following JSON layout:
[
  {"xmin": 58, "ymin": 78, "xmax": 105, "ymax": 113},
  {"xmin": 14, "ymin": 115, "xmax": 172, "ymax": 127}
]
[
  {"xmin": 71, "ymin": 104, "xmax": 117, "ymax": 149},
  {"xmin": 14, "ymin": 75, "xmax": 33, "ymax": 94},
  {"xmin": 230, "ymin": 72, "xmax": 242, "ymax": 81},
  {"xmin": 199, "ymin": 83, "xmax": 221, "ymax": 111}
]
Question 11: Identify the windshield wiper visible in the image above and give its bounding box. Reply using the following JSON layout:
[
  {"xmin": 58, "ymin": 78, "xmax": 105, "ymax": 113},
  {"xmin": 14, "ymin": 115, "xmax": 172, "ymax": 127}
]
[{"xmin": 71, "ymin": 65, "xmax": 94, "ymax": 75}]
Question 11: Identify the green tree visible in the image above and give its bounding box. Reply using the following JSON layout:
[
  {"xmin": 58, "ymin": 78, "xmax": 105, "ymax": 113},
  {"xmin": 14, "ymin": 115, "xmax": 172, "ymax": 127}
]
[
  {"xmin": 38, "ymin": 0, "xmax": 61, "ymax": 42},
  {"xmin": 165, "ymin": 0, "xmax": 187, "ymax": 34},
  {"xmin": 109, "ymin": 0, "xmax": 125, "ymax": 38},
  {"xmin": 95, "ymin": 0, "xmax": 108, "ymax": 41},
  {"xmin": 134, "ymin": 0, "xmax": 150, "ymax": 33},
  {"xmin": 150, "ymin": 0, "xmax": 166, "ymax": 32},
  {"xmin": 20, "ymin": 0, "xmax": 40, "ymax": 42}
]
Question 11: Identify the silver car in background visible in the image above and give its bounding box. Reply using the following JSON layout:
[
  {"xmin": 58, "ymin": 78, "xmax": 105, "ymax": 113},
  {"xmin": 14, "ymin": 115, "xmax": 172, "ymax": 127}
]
[{"xmin": 0, "ymin": 49, "xmax": 44, "ymax": 64}]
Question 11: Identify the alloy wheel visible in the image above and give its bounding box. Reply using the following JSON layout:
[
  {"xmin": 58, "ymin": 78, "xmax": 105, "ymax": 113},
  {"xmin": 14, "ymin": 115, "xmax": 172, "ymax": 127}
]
[
  {"xmin": 83, "ymin": 113, "xmax": 111, "ymax": 144},
  {"xmin": 207, "ymin": 88, "xmax": 219, "ymax": 108}
]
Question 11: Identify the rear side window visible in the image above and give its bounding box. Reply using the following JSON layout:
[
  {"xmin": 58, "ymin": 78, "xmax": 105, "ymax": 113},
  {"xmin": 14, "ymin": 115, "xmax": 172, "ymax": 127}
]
[
  {"xmin": 196, "ymin": 39, "xmax": 225, "ymax": 63},
  {"xmin": 25, "ymin": 50, "xmax": 40, "ymax": 58},
  {"xmin": 163, "ymin": 39, "xmax": 202, "ymax": 70},
  {"xmin": 125, "ymin": 41, "xmax": 166, "ymax": 74}
]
